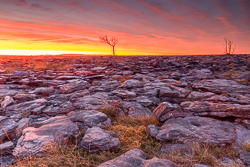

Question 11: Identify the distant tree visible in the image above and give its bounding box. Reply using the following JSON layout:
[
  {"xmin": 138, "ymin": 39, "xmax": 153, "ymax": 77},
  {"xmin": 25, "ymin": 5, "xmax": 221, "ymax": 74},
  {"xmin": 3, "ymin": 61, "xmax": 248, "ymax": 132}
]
[
  {"xmin": 100, "ymin": 35, "xmax": 118, "ymax": 55},
  {"xmin": 224, "ymin": 38, "xmax": 236, "ymax": 55}
]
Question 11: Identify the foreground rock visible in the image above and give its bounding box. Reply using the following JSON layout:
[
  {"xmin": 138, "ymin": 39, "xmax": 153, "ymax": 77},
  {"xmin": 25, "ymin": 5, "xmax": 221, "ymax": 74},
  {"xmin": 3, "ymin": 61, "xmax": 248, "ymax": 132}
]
[
  {"xmin": 13, "ymin": 116, "xmax": 79, "ymax": 158},
  {"xmin": 0, "ymin": 116, "xmax": 18, "ymax": 141},
  {"xmin": 147, "ymin": 116, "xmax": 236, "ymax": 146},
  {"xmin": 181, "ymin": 101, "xmax": 250, "ymax": 118},
  {"xmin": 152, "ymin": 102, "xmax": 191, "ymax": 122},
  {"xmin": 98, "ymin": 148, "xmax": 177, "ymax": 167},
  {"xmin": 81, "ymin": 127, "xmax": 120, "ymax": 153},
  {"xmin": 67, "ymin": 110, "xmax": 111, "ymax": 129}
]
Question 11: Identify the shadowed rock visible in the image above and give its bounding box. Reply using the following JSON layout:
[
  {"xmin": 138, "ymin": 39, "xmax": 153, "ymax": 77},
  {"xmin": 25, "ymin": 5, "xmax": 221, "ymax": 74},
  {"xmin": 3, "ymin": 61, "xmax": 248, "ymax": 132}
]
[
  {"xmin": 13, "ymin": 116, "xmax": 80, "ymax": 158},
  {"xmin": 81, "ymin": 127, "xmax": 120, "ymax": 153},
  {"xmin": 98, "ymin": 148, "xmax": 177, "ymax": 167},
  {"xmin": 147, "ymin": 116, "xmax": 236, "ymax": 146}
]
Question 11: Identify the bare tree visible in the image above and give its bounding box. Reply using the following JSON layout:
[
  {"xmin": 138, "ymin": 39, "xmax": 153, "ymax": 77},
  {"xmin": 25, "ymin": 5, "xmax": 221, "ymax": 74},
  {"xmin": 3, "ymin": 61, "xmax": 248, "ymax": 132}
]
[
  {"xmin": 100, "ymin": 35, "xmax": 118, "ymax": 55},
  {"xmin": 224, "ymin": 38, "xmax": 236, "ymax": 55}
]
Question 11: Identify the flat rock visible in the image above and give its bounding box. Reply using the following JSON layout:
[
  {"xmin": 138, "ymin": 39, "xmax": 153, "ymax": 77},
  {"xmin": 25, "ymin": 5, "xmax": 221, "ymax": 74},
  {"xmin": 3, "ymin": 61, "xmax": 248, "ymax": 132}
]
[
  {"xmin": 187, "ymin": 91, "xmax": 215, "ymax": 101},
  {"xmin": 13, "ymin": 93, "xmax": 37, "ymax": 102},
  {"xmin": 181, "ymin": 101, "xmax": 250, "ymax": 118},
  {"xmin": 0, "ymin": 116, "xmax": 18, "ymax": 141},
  {"xmin": 16, "ymin": 118, "xmax": 32, "ymax": 138},
  {"xmin": 193, "ymin": 79, "xmax": 250, "ymax": 94},
  {"xmin": 81, "ymin": 127, "xmax": 120, "ymax": 153},
  {"xmin": 13, "ymin": 116, "xmax": 80, "ymax": 158},
  {"xmin": 98, "ymin": 148, "xmax": 177, "ymax": 167},
  {"xmin": 5, "ymin": 98, "xmax": 47, "ymax": 116},
  {"xmin": 67, "ymin": 110, "xmax": 111, "ymax": 129},
  {"xmin": 119, "ymin": 79, "xmax": 144, "ymax": 89},
  {"xmin": 152, "ymin": 102, "xmax": 191, "ymax": 122},
  {"xmin": 1, "ymin": 96, "xmax": 15, "ymax": 109},
  {"xmin": 0, "ymin": 141, "xmax": 14, "ymax": 155},
  {"xmin": 189, "ymin": 69, "xmax": 213, "ymax": 79},
  {"xmin": 59, "ymin": 80, "xmax": 89, "ymax": 94},
  {"xmin": 120, "ymin": 101, "xmax": 152, "ymax": 117},
  {"xmin": 160, "ymin": 143, "xmax": 192, "ymax": 156},
  {"xmin": 239, "ymin": 150, "xmax": 250, "ymax": 166},
  {"xmin": 148, "ymin": 116, "xmax": 236, "ymax": 146}
]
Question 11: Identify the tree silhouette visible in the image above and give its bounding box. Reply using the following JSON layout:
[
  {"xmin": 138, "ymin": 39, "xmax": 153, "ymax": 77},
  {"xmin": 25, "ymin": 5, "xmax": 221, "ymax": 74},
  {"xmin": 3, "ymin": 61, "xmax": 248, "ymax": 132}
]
[
  {"xmin": 100, "ymin": 35, "xmax": 118, "ymax": 55},
  {"xmin": 224, "ymin": 38, "xmax": 236, "ymax": 55}
]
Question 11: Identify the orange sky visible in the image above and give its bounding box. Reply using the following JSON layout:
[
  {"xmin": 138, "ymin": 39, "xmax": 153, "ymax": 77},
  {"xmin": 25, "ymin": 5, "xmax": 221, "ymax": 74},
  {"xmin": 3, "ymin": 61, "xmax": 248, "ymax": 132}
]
[{"xmin": 0, "ymin": 0, "xmax": 250, "ymax": 55}]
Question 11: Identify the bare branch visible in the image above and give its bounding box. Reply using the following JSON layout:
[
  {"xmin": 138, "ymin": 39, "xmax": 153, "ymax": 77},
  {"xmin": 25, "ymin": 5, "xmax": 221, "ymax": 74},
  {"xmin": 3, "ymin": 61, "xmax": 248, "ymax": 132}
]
[{"xmin": 99, "ymin": 35, "xmax": 118, "ymax": 55}]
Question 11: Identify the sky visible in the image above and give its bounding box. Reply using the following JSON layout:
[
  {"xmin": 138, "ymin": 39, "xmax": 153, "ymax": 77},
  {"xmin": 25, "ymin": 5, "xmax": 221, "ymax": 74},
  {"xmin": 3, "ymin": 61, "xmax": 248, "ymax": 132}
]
[{"xmin": 0, "ymin": 0, "xmax": 250, "ymax": 55}]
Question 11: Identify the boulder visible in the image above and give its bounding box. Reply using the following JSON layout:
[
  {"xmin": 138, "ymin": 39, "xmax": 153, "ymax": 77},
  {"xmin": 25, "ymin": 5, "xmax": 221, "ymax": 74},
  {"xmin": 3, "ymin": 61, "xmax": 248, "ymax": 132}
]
[
  {"xmin": 147, "ymin": 116, "xmax": 236, "ymax": 146},
  {"xmin": 119, "ymin": 79, "xmax": 144, "ymax": 89},
  {"xmin": 189, "ymin": 69, "xmax": 213, "ymax": 79},
  {"xmin": 59, "ymin": 80, "xmax": 89, "ymax": 94},
  {"xmin": 5, "ymin": 98, "xmax": 47, "ymax": 116},
  {"xmin": 98, "ymin": 148, "xmax": 177, "ymax": 167},
  {"xmin": 13, "ymin": 93, "xmax": 37, "ymax": 102},
  {"xmin": 160, "ymin": 143, "xmax": 192, "ymax": 156},
  {"xmin": 81, "ymin": 127, "xmax": 120, "ymax": 153},
  {"xmin": 16, "ymin": 118, "xmax": 32, "ymax": 138},
  {"xmin": 0, "ymin": 141, "xmax": 14, "ymax": 155},
  {"xmin": 1, "ymin": 96, "xmax": 14, "ymax": 109},
  {"xmin": 120, "ymin": 101, "xmax": 152, "ymax": 117},
  {"xmin": 13, "ymin": 116, "xmax": 80, "ymax": 158},
  {"xmin": 192, "ymin": 79, "xmax": 250, "ymax": 94},
  {"xmin": 0, "ymin": 116, "xmax": 18, "ymax": 141},
  {"xmin": 67, "ymin": 110, "xmax": 111, "ymax": 129},
  {"xmin": 187, "ymin": 91, "xmax": 215, "ymax": 101},
  {"xmin": 152, "ymin": 102, "xmax": 191, "ymax": 122},
  {"xmin": 181, "ymin": 101, "xmax": 250, "ymax": 118}
]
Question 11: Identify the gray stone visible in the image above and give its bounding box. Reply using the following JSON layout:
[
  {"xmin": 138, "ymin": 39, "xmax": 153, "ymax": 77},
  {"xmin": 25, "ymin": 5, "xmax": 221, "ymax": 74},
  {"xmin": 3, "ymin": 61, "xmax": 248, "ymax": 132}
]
[
  {"xmin": 0, "ymin": 141, "xmax": 14, "ymax": 155},
  {"xmin": 181, "ymin": 101, "xmax": 250, "ymax": 119},
  {"xmin": 187, "ymin": 91, "xmax": 215, "ymax": 100},
  {"xmin": 120, "ymin": 101, "xmax": 152, "ymax": 117},
  {"xmin": 42, "ymin": 105, "xmax": 61, "ymax": 116},
  {"xmin": 67, "ymin": 110, "xmax": 111, "ymax": 129},
  {"xmin": 160, "ymin": 143, "xmax": 192, "ymax": 156},
  {"xmin": 1, "ymin": 96, "xmax": 14, "ymax": 109},
  {"xmin": 144, "ymin": 157, "xmax": 178, "ymax": 167},
  {"xmin": 119, "ymin": 79, "xmax": 144, "ymax": 89},
  {"xmin": 16, "ymin": 118, "xmax": 32, "ymax": 138},
  {"xmin": 193, "ymin": 79, "xmax": 250, "ymax": 94},
  {"xmin": 240, "ymin": 150, "xmax": 250, "ymax": 166},
  {"xmin": 13, "ymin": 116, "xmax": 80, "ymax": 158},
  {"xmin": 59, "ymin": 80, "xmax": 89, "ymax": 94},
  {"xmin": 13, "ymin": 93, "xmax": 37, "ymax": 102},
  {"xmin": 0, "ymin": 116, "xmax": 18, "ymax": 141},
  {"xmin": 81, "ymin": 127, "xmax": 120, "ymax": 153},
  {"xmin": 5, "ymin": 98, "xmax": 47, "ymax": 116},
  {"xmin": 152, "ymin": 102, "xmax": 191, "ymax": 122},
  {"xmin": 97, "ymin": 148, "xmax": 147, "ymax": 167},
  {"xmin": 148, "ymin": 116, "xmax": 236, "ymax": 146},
  {"xmin": 189, "ymin": 69, "xmax": 213, "ymax": 79},
  {"xmin": 98, "ymin": 148, "xmax": 177, "ymax": 167}
]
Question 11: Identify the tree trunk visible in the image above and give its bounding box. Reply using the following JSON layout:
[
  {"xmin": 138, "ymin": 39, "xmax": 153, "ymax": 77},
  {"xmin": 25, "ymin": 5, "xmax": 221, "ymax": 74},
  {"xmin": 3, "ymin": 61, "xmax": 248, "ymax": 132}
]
[{"xmin": 112, "ymin": 46, "xmax": 115, "ymax": 55}]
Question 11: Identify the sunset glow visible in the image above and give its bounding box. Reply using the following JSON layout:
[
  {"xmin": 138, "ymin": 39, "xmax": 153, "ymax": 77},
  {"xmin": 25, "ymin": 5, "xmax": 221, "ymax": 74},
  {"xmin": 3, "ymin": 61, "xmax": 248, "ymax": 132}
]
[{"xmin": 0, "ymin": 0, "xmax": 250, "ymax": 55}]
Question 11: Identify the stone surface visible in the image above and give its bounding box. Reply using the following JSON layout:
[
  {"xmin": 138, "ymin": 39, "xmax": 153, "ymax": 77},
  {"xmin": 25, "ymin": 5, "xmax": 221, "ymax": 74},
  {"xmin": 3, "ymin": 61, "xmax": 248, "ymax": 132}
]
[
  {"xmin": 119, "ymin": 79, "xmax": 144, "ymax": 89},
  {"xmin": 239, "ymin": 150, "xmax": 250, "ymax": 166},
  {"xmin": 148, "ymin": 116, "xmax": 236, "ymax": 146},
  {"xmin": 0, "ymin": 116, "xmax": 18, "ymax": 141},
  {"xmin": 59, "ymin": 80, "xmax": 89, "ymax": 94},
  {"xmin": 67, "ymin": 110, "xmax": 111, "ymax": 129},
  {"xmin": 152, "ymin": 102, "xmax": 191, "ymax": 122},
  {"xmin": 16, "ymin": 118, "xmax": 32, "ymax": 138},
  {"xmin": 120, "ymin": 101, "xmax": 152, "ymax": 117},
  {"xmin": 0, "ymin": 141, "xmax": 14, "ymax": 155},
  {"xmin": 193, "ymin": 79, "xmax": 250, "ymax": 94},
  {"xmin": 181, "ymin": 101, "xmax": 250, "ymax": 118},
  {"xmin": 98, "ymin": 148, "xmax": 177, "ymax": 167},
  {"xmin": 13, "ymin": 116, "xmax": 80, "ymax": 158},
  {"xmin": 1, "ymin": 96, "xmax": 14, "ymax": 109},
  {"xmin": 81, "ymin": 127, "xmax": 120, "ymax": 153},
  {"xmin": 160, "ymin": 143, "xmax": 192, "ymax": 156}
]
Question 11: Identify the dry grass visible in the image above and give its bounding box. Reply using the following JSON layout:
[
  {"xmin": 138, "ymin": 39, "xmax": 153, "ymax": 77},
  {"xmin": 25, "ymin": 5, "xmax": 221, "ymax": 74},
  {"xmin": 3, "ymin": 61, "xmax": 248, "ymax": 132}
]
[
  {"xmin": 9, "ymin": 107, "xmax": 244, "ymax": 167},
  {"xmin": 242, "ymin": 142, "xmax": 250, "ymax": 152}
]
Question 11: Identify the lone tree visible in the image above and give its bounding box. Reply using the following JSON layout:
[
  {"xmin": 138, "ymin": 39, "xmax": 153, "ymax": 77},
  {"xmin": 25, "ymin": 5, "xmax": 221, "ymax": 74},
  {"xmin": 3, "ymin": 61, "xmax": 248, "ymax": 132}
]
[
  {"xmin": 224, "ymin": 38, "xmax": 236, "ymax": 55},
  {"xmin": 100, "ymin": 35, "xmax": 118, "ymax": 55}
]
